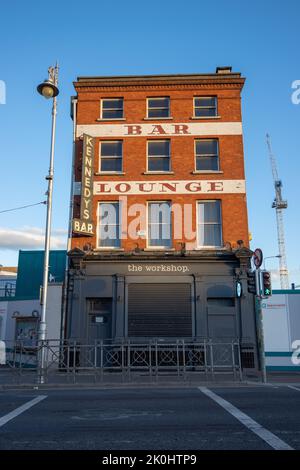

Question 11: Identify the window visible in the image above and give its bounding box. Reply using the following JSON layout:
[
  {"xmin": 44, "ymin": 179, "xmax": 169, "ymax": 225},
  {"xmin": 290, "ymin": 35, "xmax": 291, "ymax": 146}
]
[
  {"xmin": 99, "ymin": 141, "xmax": 122, "ymax": 172},
  {"xmin": 88, "ymin": 298, "xmax": 112, "ymax": 314},
  {"xmin": 98, "ymin": 202, "xmax": 121, "ymax": 248},
  {"xmin": 197, "ymin": 201, "xmax": 222, "ymax": 247},
  {"xmin": 147, "ymin": 140, "xmax": 170, "ymax": 172},
  {"xmin": 15, "ymin": 319, "xmax": 38, "ymax": 348},
  {"xmin": 101, "ymin": 98, "xmax": 123, "ymax": 119},
  {"xmin": 0, "ymin": 279, "xmax": 16, "ymax": 297},
  {"xmin": 194, "ymin": 97, "xmax": 217, "ymax": 117},
  {"xmin": 147, "ymin": 97, "xmax": 170, "ymax": 118},
  {"xmin": 195, "ymin": 139, "xmax": 219, "ymax": 171},
  {"xmin": 207, "ymin": 298, "xmax": 235, "ymax": 307},
  {"xmin": 148, "ymin": 202, "xmax": 172, "ymax": 248}
]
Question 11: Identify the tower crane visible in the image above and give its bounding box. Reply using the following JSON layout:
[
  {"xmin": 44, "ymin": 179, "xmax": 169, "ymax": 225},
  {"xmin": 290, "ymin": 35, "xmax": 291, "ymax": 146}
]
[{"xmin": 266, "ymin": 134, "xmax": 289, "ymax": 289}]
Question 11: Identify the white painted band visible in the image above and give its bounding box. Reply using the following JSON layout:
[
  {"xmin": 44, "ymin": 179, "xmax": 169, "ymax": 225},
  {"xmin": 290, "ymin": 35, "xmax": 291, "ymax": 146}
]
[
  {"xmin": 94, "ymin": 179, "xmax": 245, "ymax": 195},
  {"xmin": 76, "ymin": 122, "xmax": 243, "ymax": 138}
]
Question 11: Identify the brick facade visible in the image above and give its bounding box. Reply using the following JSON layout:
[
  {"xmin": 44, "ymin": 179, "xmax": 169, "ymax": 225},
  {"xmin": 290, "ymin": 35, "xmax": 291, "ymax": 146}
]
[{"xmin": 71, "ymin": 70, "xmax": 249, "ymax": 252}]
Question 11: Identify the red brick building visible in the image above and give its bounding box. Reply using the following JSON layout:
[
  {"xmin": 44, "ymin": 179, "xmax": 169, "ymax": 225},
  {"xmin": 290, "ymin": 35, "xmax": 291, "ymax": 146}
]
[{"xmin": 66, "ymin": 67, "xmax": 258, "ymax": 372}]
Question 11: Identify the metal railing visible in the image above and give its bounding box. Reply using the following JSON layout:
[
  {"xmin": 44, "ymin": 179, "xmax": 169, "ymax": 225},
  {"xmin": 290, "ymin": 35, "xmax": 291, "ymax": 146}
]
[{"xmin": 0, "ymin": 339, "xmax": 249, "ymax": 384}]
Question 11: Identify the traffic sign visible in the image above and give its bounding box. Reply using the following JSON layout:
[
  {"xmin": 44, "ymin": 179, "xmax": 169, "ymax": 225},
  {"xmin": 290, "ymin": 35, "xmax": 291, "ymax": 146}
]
[{"xmin": 253, "ymin": 248, "xmax": 263, "ymax": 269}]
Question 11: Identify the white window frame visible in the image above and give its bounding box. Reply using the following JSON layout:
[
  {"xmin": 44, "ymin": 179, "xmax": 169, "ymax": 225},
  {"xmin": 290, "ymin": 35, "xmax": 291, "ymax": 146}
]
[
  {"xmin": 196, "ymin": 200, "xmax": 222, "ymax": 249},
  {"xmin": 147, "ymin": 97, "xmax": 170, "ymax": 119},
  {"xmin": 147, "ymin": 201, "xmax": 172, "ymax": 249},
  {"xmin": 100, "ymin": 98, "xmax": 124, "ymax": 120},
  {"xmin": 193, "ymin": 96, "xmax": 217, "ymax": 118},
  {"xmin": 99, "ymin": 140, "xmax": 123, "ymax": 173},
  {"xmin": 147, "ymin": 140, "xmax": 171, "ymax": 173},
  {"xmin": 194, "ymin": 139, "xmax": 219, "ymax": 172},
  {"xmin": 97, "ymin": 201, "xmax": 121, "ymax": 249}
]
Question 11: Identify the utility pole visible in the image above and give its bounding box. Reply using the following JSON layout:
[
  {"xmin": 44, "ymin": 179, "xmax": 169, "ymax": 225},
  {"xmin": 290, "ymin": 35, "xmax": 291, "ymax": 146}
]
[
  {"xmin": 249, "ymin": 249, "xmax": 272, "ymax": 383},
  {"xmin": 37, "ymin": 64, "xmax": 59, "ymax": 384}
]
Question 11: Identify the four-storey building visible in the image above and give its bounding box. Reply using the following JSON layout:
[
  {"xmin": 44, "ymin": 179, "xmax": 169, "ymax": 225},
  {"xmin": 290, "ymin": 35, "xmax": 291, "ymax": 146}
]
[{"xmin": 66, "ymin": 67, "xmax": 258, "ymax": 371}]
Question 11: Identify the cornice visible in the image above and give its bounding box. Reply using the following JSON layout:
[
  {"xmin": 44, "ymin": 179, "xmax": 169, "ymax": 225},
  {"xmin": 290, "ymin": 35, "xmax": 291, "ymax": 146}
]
[
  {"xmin": 71, "ymin": 250, "xmax": 238, "ymax": 263},
  {"xmin": 74, "ymin": 82, "xmax": 245, "ymax": 93}
]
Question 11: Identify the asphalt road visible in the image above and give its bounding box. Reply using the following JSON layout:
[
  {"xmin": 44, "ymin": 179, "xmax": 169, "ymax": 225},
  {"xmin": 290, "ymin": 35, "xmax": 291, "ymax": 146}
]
[{"xmin": 0, "ymin": 385, "xmax": 300, "ymax": 450}]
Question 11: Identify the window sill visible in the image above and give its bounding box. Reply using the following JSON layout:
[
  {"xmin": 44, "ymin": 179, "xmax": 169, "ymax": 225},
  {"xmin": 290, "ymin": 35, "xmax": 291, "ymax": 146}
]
[
  {"xmin": 95, "ymin": 172, "xmax": 125, "ymax": 175},
  {"xmin": 190, "ymin": 116, "xmax": 221, "ymax": 120},
  {"xmin": 195, "ymin": 246, "xmax": 225, "ymax": 250},
  {"xmin": 143, "ymin": 171, "xmax": 174, "ymax": 175},
  {"xmin": 192, "ymin": 170, "xmax": 223, "ymax": 174},
  {"xmin": 144, "ymin": 248, "xmax": 175, "ymax": 251},
  {"xmin": 94, "ymin": 248, "xmax": 124, "ymax": 251},
  {"xmin": 143, "ymin": 117, "xmax": 173, "ymax": 121},
  {"xmin": 96, "ymin": 118, "xmax": 126, "ymax": 122}
]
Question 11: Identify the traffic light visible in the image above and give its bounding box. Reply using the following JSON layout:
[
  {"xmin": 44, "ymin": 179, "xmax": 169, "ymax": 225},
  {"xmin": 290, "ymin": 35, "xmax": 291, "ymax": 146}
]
[
  {"xmin": 261, "ymin": 270, "xmax": 272, "ymax": 297},
  {"xmin": 247, "ymin": 270, "xmax": 257, "ymax": 294}
]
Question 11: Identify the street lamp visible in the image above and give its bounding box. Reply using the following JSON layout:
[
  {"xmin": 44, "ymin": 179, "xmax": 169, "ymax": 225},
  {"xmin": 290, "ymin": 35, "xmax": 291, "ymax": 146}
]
[
  {"xmin": 37, "ymin": 64, "xmax": 59, "ymax": 384},
  {"xmin": 263, "ymin": 255, "xmax": 281, "ymax": 270}
]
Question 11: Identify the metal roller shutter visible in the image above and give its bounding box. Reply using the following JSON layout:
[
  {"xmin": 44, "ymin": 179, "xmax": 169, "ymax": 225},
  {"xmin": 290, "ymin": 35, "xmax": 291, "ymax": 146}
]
[{"xmin": 128, "ymin": 283, "xmax": 192, "ymax": 337}]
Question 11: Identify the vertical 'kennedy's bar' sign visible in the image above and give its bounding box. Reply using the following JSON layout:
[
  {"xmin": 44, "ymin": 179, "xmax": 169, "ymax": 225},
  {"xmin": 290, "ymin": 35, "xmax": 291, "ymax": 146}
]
[
  {"xmin": 80, "ymin": 134, "xmax": 95, "ymax": 221},
  {"xmin": 72, "ymin": 134, "xmax": 95, "ymax": 236}
]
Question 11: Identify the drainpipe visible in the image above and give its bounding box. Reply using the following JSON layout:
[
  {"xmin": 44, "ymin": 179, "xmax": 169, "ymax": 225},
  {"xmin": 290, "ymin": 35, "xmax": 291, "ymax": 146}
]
[{"xmin": 60, "ymin": 96, "xmax": 77, "ymax": 341}]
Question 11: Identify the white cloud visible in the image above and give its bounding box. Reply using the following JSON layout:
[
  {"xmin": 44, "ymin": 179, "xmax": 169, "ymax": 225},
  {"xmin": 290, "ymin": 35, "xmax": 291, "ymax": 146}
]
[
  {"xmin": 0, "ymin": 226, "xmax": 67, "ymax": 251},
  {"xmin": 270, "ymin": 269, "xmax": 280, "ymax": 282},
  {"xmin": 270, "ymin": 268, "xmax": 300, "ymax": 289}
]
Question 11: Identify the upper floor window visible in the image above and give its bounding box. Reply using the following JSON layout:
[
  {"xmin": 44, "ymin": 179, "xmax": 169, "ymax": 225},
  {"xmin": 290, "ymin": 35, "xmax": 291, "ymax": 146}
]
[
  {"xmin": 101, "ymin": 98, "xmax": 123, "ymax": 119},
  {"xmin": 194, "ymin": 97, "xmax": 217, "ymax": 117},
  {"xmin": 147, "ymin": 97, "xmax": 170, "ymax": 118},
  {"xmin": 148, "ymin": 202, "xmax": 172, "ymax": 248},
  {"xmin": 197, "ymin": 201, "xmax": 222, "ymax": 247},
  {"xmin": 195, "ymin": 139, "xmax": 219, "ymax": 171},
  {"xmin": 98, "ymin": 202, "xmax": 121, "ymax": 248},
  {"xmin": 99, "ymin": 141, "xmax": 122, "ymax": 172},
  {"xmin": 147, "ymin": 140, "xmax": 170, "ymax": 172}
]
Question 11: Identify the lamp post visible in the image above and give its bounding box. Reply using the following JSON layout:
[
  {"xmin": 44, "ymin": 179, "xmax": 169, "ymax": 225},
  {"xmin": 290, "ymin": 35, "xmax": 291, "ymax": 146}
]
[
  {"xmin": 37, "ymin": 64, "xmax": 59, "ymax": 384},
  {"xmin": 263, "ymin": 255, "xmax": 281, "ymax": 270}
]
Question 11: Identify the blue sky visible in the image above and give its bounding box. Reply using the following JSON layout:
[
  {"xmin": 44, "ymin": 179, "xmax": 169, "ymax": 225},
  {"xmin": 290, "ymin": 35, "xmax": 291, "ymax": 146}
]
[{"xmin": 0, "ymin": 0, "xmax": 299, "ymax": 288}]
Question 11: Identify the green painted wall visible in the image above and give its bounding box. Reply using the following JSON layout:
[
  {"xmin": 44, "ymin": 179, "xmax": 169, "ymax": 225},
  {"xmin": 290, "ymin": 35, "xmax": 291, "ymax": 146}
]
[
  {"xmin": 14, "ymin": 250, "xmax": 67, "ymax": 299},
  {"xmin": 272, "ymin": 290, "xmax": 300, "ymax": 294}
]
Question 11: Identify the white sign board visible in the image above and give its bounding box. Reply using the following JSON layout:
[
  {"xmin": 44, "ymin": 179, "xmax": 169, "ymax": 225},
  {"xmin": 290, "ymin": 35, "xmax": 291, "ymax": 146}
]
[
  {"xmin": 94, "ymin": 179, "xmax": 245, "ymax": 195},
  {"xmin": 76, "ymin": 122, "xmax": 243, "ymax": 138},
  {"xmin": 262, "ymin": 295, "xmax": 291, "ymax": 352}
]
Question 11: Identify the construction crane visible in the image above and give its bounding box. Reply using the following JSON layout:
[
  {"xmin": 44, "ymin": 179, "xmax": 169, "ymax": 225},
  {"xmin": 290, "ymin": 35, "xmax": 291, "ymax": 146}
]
[{"xmin": 266, "ymin": 134, "xmax": 289, "ymax": 289}]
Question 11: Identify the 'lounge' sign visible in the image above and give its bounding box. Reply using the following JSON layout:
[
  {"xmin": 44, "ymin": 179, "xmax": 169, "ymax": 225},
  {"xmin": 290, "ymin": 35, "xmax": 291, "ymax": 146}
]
[
  {"xmin": 73, "ymin": 134, "xmax": 95, "ymax": 236},
  {"xmin": 94, "ymin": 179, "xmax": 245, "ymax": 195}
]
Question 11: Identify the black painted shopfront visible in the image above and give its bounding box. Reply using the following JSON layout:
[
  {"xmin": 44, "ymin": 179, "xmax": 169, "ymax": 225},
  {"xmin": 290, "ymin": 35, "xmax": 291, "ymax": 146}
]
[{"xmin": 66, "ymin": 247, "xmax": 258, "ymax": 373}]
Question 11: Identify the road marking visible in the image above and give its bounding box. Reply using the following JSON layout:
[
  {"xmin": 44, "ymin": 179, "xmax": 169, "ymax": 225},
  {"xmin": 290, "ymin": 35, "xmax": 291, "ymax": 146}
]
[
  {"xmin": 0, "ymin": 395, "xmax": 47, "ymax": 428},
  {"xmin": 287, "ymin": 385, "xmax": 300, "ymax": 392},
  {"xmin": 198, "ymin": 387, "xmax": 293, "ymax": 450}
]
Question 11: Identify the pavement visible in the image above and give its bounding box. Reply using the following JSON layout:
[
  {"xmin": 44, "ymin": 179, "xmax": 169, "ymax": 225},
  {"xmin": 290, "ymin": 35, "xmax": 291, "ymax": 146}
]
[
  {"xmin": 1, "ymin": 367, "xmax": 300, "ymax": 390},
  {"xmin": 1, "ymin": 383, "xmax": 300, "ymax": 450},
  {"xmin": 0, "ymin": 366, "xmax": 252, "ymax": 390}
]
